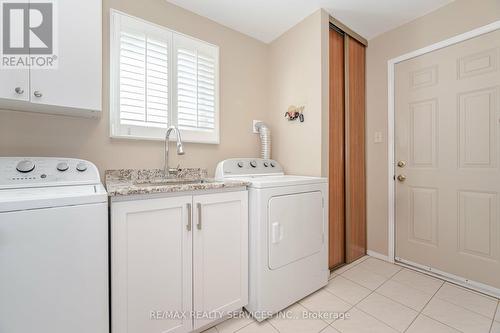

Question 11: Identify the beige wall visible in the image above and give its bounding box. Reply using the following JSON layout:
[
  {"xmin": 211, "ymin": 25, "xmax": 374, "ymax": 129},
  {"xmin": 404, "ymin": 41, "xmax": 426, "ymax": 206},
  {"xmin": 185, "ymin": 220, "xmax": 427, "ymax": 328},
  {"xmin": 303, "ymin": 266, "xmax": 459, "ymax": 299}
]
[
  {"xmin": 366, "ymin": 0, "xmax": 500, "ymax": 255},
  {"xmin": 0, "ymin": 0, "xmax": 269, "ymax": 177},
  {"xmin": 267, "ymin": 9, "xmax": 329, "ymax": 177}
]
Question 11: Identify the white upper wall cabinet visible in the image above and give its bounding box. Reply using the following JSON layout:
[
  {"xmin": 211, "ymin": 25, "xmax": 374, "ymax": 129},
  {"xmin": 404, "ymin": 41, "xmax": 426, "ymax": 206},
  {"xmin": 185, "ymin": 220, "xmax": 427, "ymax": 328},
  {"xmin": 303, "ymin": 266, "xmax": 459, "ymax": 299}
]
[{"xmin": 0, "ymin": 0, "xmax": 102, "ymax": 117}]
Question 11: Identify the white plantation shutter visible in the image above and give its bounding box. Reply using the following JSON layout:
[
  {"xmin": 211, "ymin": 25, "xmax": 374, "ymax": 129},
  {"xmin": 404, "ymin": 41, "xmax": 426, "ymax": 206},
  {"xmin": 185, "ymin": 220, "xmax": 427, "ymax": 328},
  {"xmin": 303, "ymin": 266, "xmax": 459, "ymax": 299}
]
[
  {"xmin": 118, "ymin": 31, "xmax": 146, "ymax": 125},
  {"xmin": 197, "ymin": 54, "xmax": 217, "ymax": 130},
  {"xmin": 145, "ymin": 38, "xmax": 169, "ymax": 126},
  {"xmin": 119, "ymin": 30, "xmax": 169, "ymax": 128},
  {"xmin": 177, "ymin": 48, "xmax": 198, "ymax": 129},
  {"xmin": 174, "ymin": 35, "xmax": 219, "ymax": 143},
  {"xmin": 111, "ymin": 11, "xmax": 219, "ymax": 143},
  {"xmin": 176, "ymin": 48, "xmax": 217, "ymax": 131}
]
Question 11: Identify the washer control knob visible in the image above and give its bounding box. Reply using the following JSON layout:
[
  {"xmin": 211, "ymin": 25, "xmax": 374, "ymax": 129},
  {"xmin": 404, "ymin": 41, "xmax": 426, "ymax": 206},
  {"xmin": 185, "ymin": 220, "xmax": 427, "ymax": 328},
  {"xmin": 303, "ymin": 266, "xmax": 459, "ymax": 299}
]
[
  {"xmin": 76, "ymin": 162, "xmax": 87, "ymax": 172},
  {"xmin": 250, "ymin": 160, "xmax": 257, "ymax": 168},
  {"xmin": 263, "ymin": 161, "xmax": 269, "ymax": 167},
  {"xmin": 16, "ymin": 160, "xmax": 35, "ymax": 173},
  {"xmin": 270, "ymin": 161, "xmax": 276, "ymax": 168},
  {"xmin": 56, "ymin": 162, "xmax": 69, "ymax": 172},
  {"xmin": 237, "ymin": 161, "xmax": 244, "ymax": 168}
]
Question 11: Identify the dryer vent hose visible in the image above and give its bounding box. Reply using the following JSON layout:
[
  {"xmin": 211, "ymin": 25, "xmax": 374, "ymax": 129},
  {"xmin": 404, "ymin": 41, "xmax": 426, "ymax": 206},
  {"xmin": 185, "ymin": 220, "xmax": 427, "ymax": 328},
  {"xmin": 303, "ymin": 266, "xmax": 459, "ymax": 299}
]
[{"xmin": 255, "ymin": 122, "xmax": 271, "ymax": 160}]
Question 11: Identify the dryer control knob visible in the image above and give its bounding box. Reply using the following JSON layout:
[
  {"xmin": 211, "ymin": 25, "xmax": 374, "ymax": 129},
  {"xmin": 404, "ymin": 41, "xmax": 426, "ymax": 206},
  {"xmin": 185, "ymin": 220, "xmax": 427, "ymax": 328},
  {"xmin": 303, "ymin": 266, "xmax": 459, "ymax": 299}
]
[
  {"xmin": 76, "ymin": 162, "xmax": 88, "ymax": 172},
  {"xmin": 270, "ymin": 162, "xmax": 276, "ymax": 167},
  {"xmin": 263, "ymin": 162, "xmax": 269, "ymax": 167},
  {"xmin": 16, "ymin": 160, "xmax": 35, "ymax": 173},
  {"xmin": 250, "ymin": 160, "xmax": 257, "ymax": 168},
  {"xmin": 56, "ymin": 162, "xmax": 69, "ymax": 172},
  {"xmin": 237, "ymin": 162, "xmax": 244, "ymax": 168}
]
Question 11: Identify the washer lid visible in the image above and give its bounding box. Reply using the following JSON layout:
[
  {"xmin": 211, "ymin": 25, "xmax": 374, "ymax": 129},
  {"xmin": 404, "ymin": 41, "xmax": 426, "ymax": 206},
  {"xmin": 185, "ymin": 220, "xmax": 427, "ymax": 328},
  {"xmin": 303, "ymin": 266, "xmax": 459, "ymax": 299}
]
[
  {"xmin": 233, "ymin": 175, "xmax": 328, "ymax": 189},
  {"xmin": 0, "ymin": 185, "xmax": 107, "ymax": 212}
]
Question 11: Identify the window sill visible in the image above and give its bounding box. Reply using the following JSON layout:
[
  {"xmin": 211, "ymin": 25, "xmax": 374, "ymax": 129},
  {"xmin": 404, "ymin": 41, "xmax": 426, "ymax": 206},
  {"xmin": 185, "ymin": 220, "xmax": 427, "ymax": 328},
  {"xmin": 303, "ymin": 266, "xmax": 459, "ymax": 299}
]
[{"xmin": 109, "ymin": 133, "xmax": 220, "ymax": 145}]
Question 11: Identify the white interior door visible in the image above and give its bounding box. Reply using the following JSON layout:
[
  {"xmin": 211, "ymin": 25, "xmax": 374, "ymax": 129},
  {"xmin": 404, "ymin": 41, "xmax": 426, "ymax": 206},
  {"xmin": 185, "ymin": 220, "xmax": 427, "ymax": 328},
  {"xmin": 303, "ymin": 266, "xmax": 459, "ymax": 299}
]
[{"xmin": 395, "ymin": 29, "xmax": 500, "ymax": 290}]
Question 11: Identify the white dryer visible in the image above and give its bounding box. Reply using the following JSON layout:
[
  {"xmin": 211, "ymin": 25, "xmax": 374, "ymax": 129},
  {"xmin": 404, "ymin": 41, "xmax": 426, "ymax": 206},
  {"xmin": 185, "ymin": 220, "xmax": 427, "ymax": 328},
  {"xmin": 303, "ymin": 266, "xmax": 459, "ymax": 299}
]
[
  {"xmin": 215, "ymin": 158, "xmax": 328, "ymax": 320},
  {"xmin": 0, "ymin": 157, "xmax": 108, "ymax": 333}
]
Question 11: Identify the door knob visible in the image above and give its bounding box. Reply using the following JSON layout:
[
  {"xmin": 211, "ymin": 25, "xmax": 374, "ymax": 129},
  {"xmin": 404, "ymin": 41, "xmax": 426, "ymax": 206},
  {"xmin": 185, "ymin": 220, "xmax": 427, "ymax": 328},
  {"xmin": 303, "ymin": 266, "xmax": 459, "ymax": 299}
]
[
  {"xmin": 397, "ymin": 160, "xmax": 406, "ymax": 168},
  {"xmin": 14, "ymin": 87, "xmax": 24, "ymax": 94},
  {"xmin": 397, "ymin": 175, "xmax": 406, "ymax": 182},
  {"xmin": 33, "ymin": 91, "xmax": 43, "ymax": 98}
]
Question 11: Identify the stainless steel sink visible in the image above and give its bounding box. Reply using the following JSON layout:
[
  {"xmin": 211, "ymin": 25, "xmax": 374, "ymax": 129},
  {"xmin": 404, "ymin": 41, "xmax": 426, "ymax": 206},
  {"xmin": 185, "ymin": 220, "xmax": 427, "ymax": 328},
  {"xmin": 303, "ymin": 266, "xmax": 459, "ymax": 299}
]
[{"xmin": 134, "ymin": 179, "xmax": 212, "ymax": 187}]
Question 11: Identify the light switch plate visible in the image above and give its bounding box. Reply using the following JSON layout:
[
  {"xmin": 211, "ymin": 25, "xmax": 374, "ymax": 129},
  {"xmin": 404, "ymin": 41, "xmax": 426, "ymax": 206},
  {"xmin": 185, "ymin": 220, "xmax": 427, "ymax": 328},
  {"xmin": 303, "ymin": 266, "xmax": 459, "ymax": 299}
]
[{"xmin": 374, "ymin": 131, "xmax": 383, "ymax": 143}]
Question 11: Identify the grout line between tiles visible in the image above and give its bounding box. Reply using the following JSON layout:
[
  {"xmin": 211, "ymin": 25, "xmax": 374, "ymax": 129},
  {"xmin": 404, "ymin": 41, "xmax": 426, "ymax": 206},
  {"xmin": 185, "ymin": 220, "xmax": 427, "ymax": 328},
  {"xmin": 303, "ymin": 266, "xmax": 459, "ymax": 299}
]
[
  {"xmin": 324, "ymin": 278, "xmax": 372, "ymax": 303},
  {"xmin": 298, "ymin": 302, "xmax": 335, "ymax": 329},
  {"xmin": 490, "ymin": 302, "xmax": 499, "ymax": 333},
  {"xmin": 267, "ymin": 320, "xmax": 281, "ymax": 333},
  {"xmin": 413, "ymin": 283, "xmax": 476, "ymax": 333},
  {"xmin": 330, "ymin": 255, "xmax": 369, "ymax": 275},
  {"xmin": 337, "ymin": 267, "xmax": 388, "ymax": 291},
  {"xmin": 439, "ymin": 280, "xmax": 500, "ymax": 304},
  {"xmin": 229, "ymin": 258, "xmax": 499, "ymax": 333},
  {"xmin": 230, "ymin": 319, "xmax": 254, "ymax": 333},
  {"xmin": 355, "ymin": 287, "xmax": 419, "ymax": 332},
  {"xmin": 355, "ymin": 305, "xmax": 406, "ymax": 332},
  {"xmin": 418, "ymin": 313, "xmax": 467, "ymax": 333},
  {"xmin": 402, "ymin": 282, "xmax": 444, "ymax": 333},
  {"xmin": 327, "ymin": 272, "xmax": 389, "ymax": 331},
  {"xmin": 331, "ymin": 262, "xmax": 445, "ymax": 333},
  {"xmin": 266, "ymin": 303, "xmax": 331, "ymax": 333},
  {"xmin": 432, "ymin": 287, "xmax": 498, "ymax": 322},
  {"xmin": 373, "ymin": 280, "xmax": 436, "ymax": 312}
]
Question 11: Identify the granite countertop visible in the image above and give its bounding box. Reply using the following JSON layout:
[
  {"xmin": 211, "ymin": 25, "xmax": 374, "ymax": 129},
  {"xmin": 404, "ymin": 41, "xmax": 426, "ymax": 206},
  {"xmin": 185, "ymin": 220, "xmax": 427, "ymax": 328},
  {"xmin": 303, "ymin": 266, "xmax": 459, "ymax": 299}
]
[{"xmin": 105, "ymin": 168, "xmax": 248, "ymax": 197}]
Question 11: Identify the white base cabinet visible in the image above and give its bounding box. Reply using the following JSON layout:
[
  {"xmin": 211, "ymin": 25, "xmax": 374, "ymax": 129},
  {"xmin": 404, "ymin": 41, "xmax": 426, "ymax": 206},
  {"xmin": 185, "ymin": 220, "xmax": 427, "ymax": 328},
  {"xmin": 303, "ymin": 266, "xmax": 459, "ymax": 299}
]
[{"xmin": 111, "ymin": 190, "xmax": 248, "ymax": 333}]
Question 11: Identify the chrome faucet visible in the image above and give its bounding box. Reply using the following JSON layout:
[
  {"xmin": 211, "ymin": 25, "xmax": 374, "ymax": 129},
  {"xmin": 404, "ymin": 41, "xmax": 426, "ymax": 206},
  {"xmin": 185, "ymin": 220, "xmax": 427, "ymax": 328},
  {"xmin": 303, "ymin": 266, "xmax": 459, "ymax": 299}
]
[{"xmin": 164, "ymin": 126, "xmax": 185, "ymax": 178}]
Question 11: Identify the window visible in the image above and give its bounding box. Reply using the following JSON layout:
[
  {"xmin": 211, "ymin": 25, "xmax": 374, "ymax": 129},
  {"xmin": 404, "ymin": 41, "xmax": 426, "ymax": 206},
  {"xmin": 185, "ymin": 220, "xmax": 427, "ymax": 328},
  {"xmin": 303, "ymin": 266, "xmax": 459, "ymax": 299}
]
[{"xmin": 110, "ymin": 10, "xmax": 220, "ymax": 143}]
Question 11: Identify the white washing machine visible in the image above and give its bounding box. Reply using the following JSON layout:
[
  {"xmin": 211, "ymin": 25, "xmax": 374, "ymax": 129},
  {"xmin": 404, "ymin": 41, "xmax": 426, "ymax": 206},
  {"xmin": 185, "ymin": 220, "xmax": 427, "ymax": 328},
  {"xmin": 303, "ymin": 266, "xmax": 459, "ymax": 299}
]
[
  {"xmin": 0, "ymin": 157, "xmax": 109, "ymax": 333},
  {"xmin": 215, "ymin": 158, "xmax": 328, "ymax": 320}
]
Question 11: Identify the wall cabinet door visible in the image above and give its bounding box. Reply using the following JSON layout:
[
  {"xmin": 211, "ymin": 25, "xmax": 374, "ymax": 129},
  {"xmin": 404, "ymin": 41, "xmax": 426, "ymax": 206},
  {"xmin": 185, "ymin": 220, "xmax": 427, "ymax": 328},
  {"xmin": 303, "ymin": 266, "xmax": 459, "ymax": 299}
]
[
  {"xmin": 111, "ymin": 196, "xmax": 193, "ymax": 333},
  {"xmin": 0, "ymin": 69, "xmax": 29, "ymax": 102},
  {"xmin": 29, "ymin": 0, "xmax": 101, "ymax": 111},
  {"xmin": 192, "ymin": 191, "xmax": 248, "ymax": 330}
]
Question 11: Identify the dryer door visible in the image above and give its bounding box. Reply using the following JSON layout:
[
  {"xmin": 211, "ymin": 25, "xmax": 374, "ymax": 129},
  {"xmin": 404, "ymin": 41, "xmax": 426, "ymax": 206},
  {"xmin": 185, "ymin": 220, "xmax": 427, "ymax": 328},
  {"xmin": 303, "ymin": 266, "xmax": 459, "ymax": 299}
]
[{"xmin": 268, "ymin": 191, "xmax": 324, "ymax": 270}]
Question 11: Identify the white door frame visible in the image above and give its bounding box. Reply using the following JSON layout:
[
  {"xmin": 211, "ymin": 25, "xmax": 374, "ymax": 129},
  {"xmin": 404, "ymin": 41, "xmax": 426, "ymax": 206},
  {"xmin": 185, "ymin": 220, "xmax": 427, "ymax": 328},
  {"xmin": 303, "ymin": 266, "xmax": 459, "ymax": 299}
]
[{"xmin": 387, "ymin": 21, "xmax": 500, "ymax": 294}]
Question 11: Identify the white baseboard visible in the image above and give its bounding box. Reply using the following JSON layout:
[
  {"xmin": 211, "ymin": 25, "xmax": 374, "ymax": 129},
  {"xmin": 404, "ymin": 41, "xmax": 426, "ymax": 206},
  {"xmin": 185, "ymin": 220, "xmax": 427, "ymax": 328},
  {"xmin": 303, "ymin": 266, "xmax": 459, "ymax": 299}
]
[{"xmin": 367, "ymin": 250, "xmax": 393, "ymax": 263}]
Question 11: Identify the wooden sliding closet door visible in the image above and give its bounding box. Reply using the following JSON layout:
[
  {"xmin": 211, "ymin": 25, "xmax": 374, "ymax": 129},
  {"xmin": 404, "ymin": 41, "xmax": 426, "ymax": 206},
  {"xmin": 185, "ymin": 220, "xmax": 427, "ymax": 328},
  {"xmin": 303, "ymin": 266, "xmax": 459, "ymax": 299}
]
[
  {"xmin": 328, "ymin": 28, "xmax": 345, "ymax": 268},
  {"xmin": 346, "ymin": 37, "xmax": 366, "ymax": 263}
]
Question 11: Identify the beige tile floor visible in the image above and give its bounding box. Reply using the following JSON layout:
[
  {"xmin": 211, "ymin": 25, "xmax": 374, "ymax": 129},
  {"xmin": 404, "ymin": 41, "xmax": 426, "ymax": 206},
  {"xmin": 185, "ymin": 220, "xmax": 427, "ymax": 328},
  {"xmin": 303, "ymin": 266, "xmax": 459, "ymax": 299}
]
[{"xmin": 203, "ymin": 256, "xmax": 500, "ymax": 333}]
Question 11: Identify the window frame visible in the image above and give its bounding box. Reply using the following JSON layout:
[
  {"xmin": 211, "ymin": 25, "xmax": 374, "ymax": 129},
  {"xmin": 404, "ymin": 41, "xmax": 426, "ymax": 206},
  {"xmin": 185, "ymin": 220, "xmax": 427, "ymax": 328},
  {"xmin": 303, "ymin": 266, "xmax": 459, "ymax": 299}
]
[{"xmin": 109, "ymin": 10, "xmax": 220, "ymax": 144}]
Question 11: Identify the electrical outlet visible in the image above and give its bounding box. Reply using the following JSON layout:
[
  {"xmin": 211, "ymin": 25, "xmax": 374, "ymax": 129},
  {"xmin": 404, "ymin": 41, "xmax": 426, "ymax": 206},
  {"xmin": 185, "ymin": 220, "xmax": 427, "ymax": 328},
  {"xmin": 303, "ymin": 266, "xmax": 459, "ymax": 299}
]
[{"xmin": 253, "ymin": 120, "xmax": 262, "ymax": 134}]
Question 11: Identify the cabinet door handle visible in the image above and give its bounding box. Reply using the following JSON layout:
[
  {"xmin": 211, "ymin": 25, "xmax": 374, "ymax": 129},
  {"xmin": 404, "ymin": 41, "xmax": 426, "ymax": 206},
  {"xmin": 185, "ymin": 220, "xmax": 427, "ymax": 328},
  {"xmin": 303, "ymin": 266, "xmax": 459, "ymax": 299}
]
[
  {"xmin": 15, "ymin": 87, "xmax": 24, "ymax": 94},
  {"xmin": 186, "ymin": 203, "xmax": 192, "ymax": 231},
  {"xmin": 196, "ymin": 203, "xmax": 202, "ymax": 230}
]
